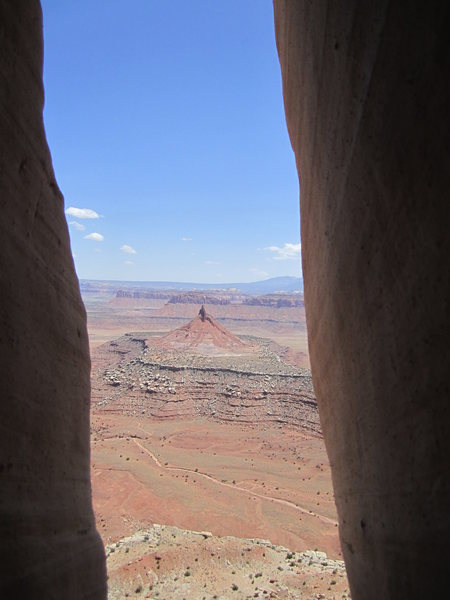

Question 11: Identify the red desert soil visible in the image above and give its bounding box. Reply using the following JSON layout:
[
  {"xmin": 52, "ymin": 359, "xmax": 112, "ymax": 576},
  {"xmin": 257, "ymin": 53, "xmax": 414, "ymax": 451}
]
[
  {"xmin": 91, "ymin": 416, "xmax": 340, "ymax": 556},
  {"xmin": 87, "ymin": 299, "xmax": 347, "ymax": 597}
]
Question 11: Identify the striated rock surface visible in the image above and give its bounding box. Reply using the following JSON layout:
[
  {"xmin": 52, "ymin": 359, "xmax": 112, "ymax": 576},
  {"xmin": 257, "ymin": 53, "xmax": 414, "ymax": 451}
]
[
  {"xmin": 244, "ymin": 294, "xmax": 304, "ymax": 308},
  {"xmin": 168, "ymin": 292, "xmax": 233, "ymax": 305},
  {"xmin": 0, "ymin": 2, "xmax": 105, "ymax": 597},
  {"xmin": 116, "ymin": 289, "xmax": 174, "ymax": 300},
  {"xmin": 274, "ymin": 1, "xmax": 450, "ymax": 598},
  {"xmin": 91, "ymin": 332, "xmax": 320, "ymax": 432},
  {"xmin": 154, "ymin": 306, "xmax": 249, "ymax": 355},
  {"xmin": 2, "ymin": 2, "xmax": 447, "ymax": 598}
]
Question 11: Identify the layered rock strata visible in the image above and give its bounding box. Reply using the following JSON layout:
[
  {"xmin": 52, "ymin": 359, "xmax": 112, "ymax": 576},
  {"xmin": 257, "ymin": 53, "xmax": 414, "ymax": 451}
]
[{"xmin": 91, "ymin": 334, "xmax": 320, "ymax": 433}]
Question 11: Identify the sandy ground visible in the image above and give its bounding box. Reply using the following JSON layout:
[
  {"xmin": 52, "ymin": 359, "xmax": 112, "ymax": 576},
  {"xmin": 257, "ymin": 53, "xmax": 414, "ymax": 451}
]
[
  {"xmin": 91, "ymin": 416, "xmax": 341, "ymax": 560},
  {"xmin": 86, "ymin": 294, "xmax": 348, "ymax": 597}
]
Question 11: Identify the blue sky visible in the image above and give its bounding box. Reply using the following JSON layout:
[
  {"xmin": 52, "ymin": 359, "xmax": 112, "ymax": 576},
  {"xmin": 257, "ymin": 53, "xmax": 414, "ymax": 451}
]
[{"xmin": 42, "ymin": 0, "xmax": 301, "ymax": 283}]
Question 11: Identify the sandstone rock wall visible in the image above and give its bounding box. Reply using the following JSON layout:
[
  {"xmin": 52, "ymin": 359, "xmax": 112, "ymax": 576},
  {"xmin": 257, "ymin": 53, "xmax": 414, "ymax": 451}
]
[
  {"xmin": 273, "ymin": 1, "xmax": 450, "ymax": 598},
  {"xmin": 1, "ymin": 1, "xmax": 448, "ymax": 597},
  {"xmin": 0, "ymin": 2, "xmax": 106, "ymax": 597}
]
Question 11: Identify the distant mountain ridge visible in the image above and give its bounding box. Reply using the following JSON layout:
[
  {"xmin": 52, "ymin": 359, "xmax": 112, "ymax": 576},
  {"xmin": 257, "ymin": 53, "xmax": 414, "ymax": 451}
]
[{"xmin": 80, "ymin": 276, "xmax": 303, "ymax": 296}]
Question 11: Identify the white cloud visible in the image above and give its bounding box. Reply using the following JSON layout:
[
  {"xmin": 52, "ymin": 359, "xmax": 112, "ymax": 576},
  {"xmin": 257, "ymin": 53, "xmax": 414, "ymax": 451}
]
[
  {"xmin": 205, "ymin": 260, "xmax": 221, "ymax": 265},
  {"xmin": 69, "ymin": 221, "xmax": 85, "ymax": 231},
  {"xmin": 65, "ymin": 207, "xmax": 100, "ymax": 219},
  {"xmin": 84, "ymin": 232, "xmax": 104, "ymax": 242},
  {"xmin": 265, "ymin": 242, "xmax": 301, "ymax": 261},
  {"xmin": 181, "ymin": 237, "xmax": 192, "ymax": 241},
  {"xmin": 120, "ymin": 244, "xmax": 137, "ymax": 254},
  {"xmin": 250, "ymin": 268, "xmax": 269, "ymax": 278},
  {"xmin": 124, "ymin": 260, "xmax": 134, "ymax": 266}
]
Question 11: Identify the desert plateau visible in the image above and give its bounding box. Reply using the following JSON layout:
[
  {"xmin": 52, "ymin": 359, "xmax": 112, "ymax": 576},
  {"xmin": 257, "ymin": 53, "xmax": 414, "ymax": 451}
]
[{"xmin": 85, "ymin": 281, "xmax": 350, "ymax": 599}]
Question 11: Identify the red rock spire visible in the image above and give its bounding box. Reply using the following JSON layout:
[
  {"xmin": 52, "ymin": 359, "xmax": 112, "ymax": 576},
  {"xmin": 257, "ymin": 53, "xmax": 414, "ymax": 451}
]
[{"xmin": 199, "ymin": 304, "xmax": 206, "ymax": 321}]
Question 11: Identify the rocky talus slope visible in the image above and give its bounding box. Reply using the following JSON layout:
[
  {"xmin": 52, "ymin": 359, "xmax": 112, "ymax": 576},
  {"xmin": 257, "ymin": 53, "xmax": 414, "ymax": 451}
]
[
  {"xmin": 106, "ymin": 524, "xmax": 349, "ymax": 599},
  {"xmin": 91, "ymin": 332, "xmax": 319, "ymax": 433}
]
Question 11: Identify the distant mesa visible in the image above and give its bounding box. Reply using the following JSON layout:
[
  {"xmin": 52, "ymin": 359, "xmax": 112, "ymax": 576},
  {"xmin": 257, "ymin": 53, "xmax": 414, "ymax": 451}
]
[
  {"xmin": 168, "ymin": 293, "xmax": 232, "ymax": 305},
  {"xmin": 153, "ymin": 305, "xmax": 249, "ymax": 355},
  {"xmin": 111, "ymin": 289, "xmax": 304, "ymax": 309}
]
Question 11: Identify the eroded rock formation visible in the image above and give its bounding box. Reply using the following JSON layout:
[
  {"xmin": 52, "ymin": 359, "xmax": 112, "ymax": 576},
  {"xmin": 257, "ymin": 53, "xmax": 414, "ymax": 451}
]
[
  {"xmin": 273, "ymin": 1, "xmax": 450, "ymax": 598},
  {"xmin": 91, "ymin": 332, "xmax": 319, "ymax": 431},
  {"xmin": 1, "ymin": 1, "xmax": 448, "ymax": 598},
  {"xmin": 0, "ymin": 2, "xmax": 106, "ymax": 598},
  {"xmin": 156, "ymin": 306, "xmax": 248, "ymax": 353}
]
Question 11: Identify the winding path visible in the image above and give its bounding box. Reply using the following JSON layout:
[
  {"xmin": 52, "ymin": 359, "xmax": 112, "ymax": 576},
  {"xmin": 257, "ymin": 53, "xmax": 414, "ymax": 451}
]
[{"xmin": 130, "ymin": 437, "xmax": 337, "ymax": 526}]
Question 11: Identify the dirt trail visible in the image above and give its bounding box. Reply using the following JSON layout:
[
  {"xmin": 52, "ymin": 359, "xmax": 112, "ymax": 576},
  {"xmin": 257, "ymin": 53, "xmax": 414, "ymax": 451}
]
[{"xmin": 130, "ymin": 437, "xmax": 337, "ymax": 526}]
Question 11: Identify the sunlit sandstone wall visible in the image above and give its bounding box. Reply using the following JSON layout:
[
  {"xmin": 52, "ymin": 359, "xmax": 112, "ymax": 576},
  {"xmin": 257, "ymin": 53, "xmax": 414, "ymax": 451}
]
[
  {"xmin": 273, "ymin": 1, "xmax": 449, "ymax": 598},
  {"xmin": 0, "ymin": 2, "xmax": 106, "ymax": 597}
]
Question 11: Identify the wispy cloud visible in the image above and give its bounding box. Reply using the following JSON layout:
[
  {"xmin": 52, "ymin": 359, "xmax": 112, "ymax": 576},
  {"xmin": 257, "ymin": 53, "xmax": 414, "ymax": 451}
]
[
  {"xmin": 265, "ymin": 242, "xmax": 301, "ymax": 261},
  {"xmin": 66, "ymin": 207, "xmax": 100, "ymax": 219},
  {"xmin": 124, "ymin": 260, "xmax": 134, "ymax": 266},
  {"xmin": 69, "ymin": 221, "xmax": 85, "ymax": 231},
  {"xmin": 250, "ymin": 268, "xmax": 269, "ymax": 278},
  {"xmin": 120, "ymin": 244, "xmax": 137, "ymax": 254},
  {"xmin": 84, "ymin": 232, "xmax": 104, "ymax": 242},
  {"xmin": 205, "ymin": 260, "xmax": 221, "ymax": 265},
  {"xmin": 181, "ymin": 236, "xmax": 192, "ymax": 241}
]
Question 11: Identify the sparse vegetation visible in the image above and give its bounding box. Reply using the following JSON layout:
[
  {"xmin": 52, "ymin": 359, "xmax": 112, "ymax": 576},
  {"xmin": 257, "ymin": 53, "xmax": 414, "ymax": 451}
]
[{"xmin": 92, "ymin": 298, "xmax": 346, "ymax": 598}]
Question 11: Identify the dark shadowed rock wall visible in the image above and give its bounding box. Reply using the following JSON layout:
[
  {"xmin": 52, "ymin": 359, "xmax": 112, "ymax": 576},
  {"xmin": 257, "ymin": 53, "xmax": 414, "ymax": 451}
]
[
  {"xmin": 1, "ymin": 0, "xmax": 449, "ymax": 597},
  {"xmin": 273, "ymin": 1, "xmax": 449, "ymax": 598},
  {"xmin": 0, "ymin": 2, "xmax": 106, "ymax": 597}
]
